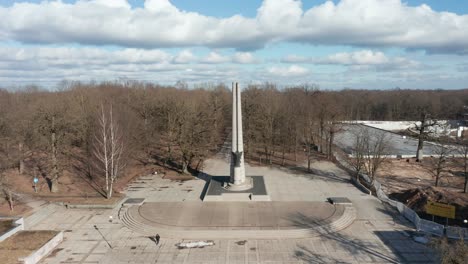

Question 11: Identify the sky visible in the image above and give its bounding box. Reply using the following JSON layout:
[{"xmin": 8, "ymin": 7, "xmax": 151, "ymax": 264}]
[{"xmin": 0, "ymin": 0, "xmax": 467, "ymax": 90}]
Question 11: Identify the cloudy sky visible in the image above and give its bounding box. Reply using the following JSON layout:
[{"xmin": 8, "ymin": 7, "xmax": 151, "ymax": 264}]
[{"xmin": 0, "ymin": 0, "xmax": 467, "ymax": 89}]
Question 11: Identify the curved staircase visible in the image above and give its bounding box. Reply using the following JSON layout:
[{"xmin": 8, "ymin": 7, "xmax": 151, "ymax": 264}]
[{"xmin": 120, "ymin": 204, "xmax": 356, "ymax": 239}]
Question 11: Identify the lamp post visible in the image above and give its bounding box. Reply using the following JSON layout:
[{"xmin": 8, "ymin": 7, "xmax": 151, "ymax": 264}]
[{"xmin": 33, "ymin": 177, "xmax": 38, "ymax": 193}]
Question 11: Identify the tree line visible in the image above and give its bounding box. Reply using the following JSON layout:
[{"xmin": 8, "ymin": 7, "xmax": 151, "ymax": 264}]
[{"xmin": 0, "ymin": 81, "xmax": 467, "ymax": 200}]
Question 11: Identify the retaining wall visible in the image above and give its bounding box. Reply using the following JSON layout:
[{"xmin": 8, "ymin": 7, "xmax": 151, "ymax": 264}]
[
  {"xmin": 0, "ymin": 217, "xmax": 24, "ymax": 242},
  {"xmin": 18, "ymin": 231, "xmax": 63, "ymax": 264}
]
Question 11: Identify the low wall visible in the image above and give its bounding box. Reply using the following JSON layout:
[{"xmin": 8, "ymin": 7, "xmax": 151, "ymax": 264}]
[
  {"xmin": 333, "ymin": 151, "xmax": 468, "ymax": 240},
  {"xmin": 446, "ymin": 226, "xmax": 468, "ymax": 240},
  {"xmin": 0, "ymin": 217, "xmax": 24, "ymax": 242},
  {"xmin": 19, "ymin": 231, "xmax": 63, "ymax": 264},
  {"xmin": 347, "ymin": 120, "xmax": 417, "ymax": 131},
  {"xmin": 65, "ymin": 197, "xmax": 126, "ymax": 209}
]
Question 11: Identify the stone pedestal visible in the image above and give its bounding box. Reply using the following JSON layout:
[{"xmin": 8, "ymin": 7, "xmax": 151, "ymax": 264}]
[{"xmin": 203, "ymin": 176, "xmax": 269, "ymax": 201}]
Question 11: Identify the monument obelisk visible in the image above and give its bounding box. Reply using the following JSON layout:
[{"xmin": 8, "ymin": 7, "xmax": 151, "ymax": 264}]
[
  {"xmin": 203, "ymin": 82, "xmax": 268, "ymax": 201},
  {"xmin": 226, "ymin": 82, "xmax": 252, "ymax": 191}
]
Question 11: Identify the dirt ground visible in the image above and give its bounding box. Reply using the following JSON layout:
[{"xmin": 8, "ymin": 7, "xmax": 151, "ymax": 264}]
[
  {"xmin": 0, "ymin": 151, "xmax": 184, "ymax": 214},
  {"xmin": 378, "ymin": 158, "xmax": 468, "ymax": 224},
  {"xmin": 0, "ymin": 219, "xmax": 13, "ymax": 234},
  {"xmin": 246, "ymin": 147, "xmax": 310, "ymax": 168},
  {"xmin": 0, "ymin": 202, "xmax": 31, "ymax": 217},
  {"xmin": 0, "ymin": 230, "xmax": 58, "ymax": 264},
  {"xmin": 378, "ymin": 158, "xmax": 467, "ymax": 195}
]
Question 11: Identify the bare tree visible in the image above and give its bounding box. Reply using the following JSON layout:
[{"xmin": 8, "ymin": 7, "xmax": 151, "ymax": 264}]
[
  {"xmin": 432, "ymin": 235, "xmax": 468, "ymax": 264},
  {"xmin": 364, "ymin": 130, "xmax": 389, "ymax": 184},
  {"xmin": 0, "ymin": 146, "xmax": 16, "ymax": 211},
  {"xmin": 426, "ymin": 143, "xmax": 451, "ymax": 187},
  {"xmin": 174, "ymin": 99, "xmax": 211, "ymax": 174},
  {"xmin": 35, "ymin": 93, "xmax": 77, "ymax": 193},
  {"xmin": 415, "ymin": 113, "xmax": 439, "ymax": 161},
  {"xmin": 94, "ymin": 103, "xmax": 125, "ymax": 199},
  {"xmin": 456, "ymin": 139, "xmax": 468, "ymax": 192},
  {"xmin": 0, "ymin": 171, "xmax": 15, "ymax": 211},
  {"xmin": 349, "ymin": 127, "xmax": 367, "ymax": 181},
  {"xmin": 350, "ymin": 126, "xmax": 389, "ymax": 184},
  {"xmin": 325, "ymin": 120, "xmax": 343, "ymax": 160}
]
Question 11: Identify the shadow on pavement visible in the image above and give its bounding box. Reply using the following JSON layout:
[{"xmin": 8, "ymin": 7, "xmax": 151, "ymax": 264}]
[{"xmin": 291, "ymin": 208, "xmax": 434, "ymax": 263}]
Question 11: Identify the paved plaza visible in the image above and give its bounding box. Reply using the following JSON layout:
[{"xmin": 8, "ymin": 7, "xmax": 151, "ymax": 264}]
[
  {"xmin": 24, "ymin": 157, "xmax": 437, "ymax": 264},
  {"xmin": 136, "ymin": 201, "xmax": 337, "ymax": 229}
]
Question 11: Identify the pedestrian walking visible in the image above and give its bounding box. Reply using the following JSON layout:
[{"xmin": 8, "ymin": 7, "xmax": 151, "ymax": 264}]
[{"xmin": 155, "ymin": 234, "xmax": 160, "ymax": 245}]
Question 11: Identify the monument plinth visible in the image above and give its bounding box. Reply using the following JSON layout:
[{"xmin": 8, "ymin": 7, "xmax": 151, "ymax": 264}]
[{"xmin": 203, "ymin": 82, "xmax": 268, "ymax": 201}]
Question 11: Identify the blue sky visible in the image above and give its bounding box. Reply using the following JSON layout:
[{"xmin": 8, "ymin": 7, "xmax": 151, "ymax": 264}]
[{"xmin": 0, "ymin": 0, "xmax": 467, "ymax": 89}]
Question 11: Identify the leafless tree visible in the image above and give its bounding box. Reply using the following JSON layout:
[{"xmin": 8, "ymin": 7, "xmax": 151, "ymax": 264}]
[
  {"xmin": 363, "ymin": 129, "xmax": 389, "ymax": 184},
  {"xmin": 349, "ymin": 127, "xmax": 367, "ymax": 181},
  {"xmin": 0, "ymin": 171, "xmax": 15, "ymax": 211},
  {"xmin": 426, "ymin": 143, "xmax": 451, "ymax": 187},
  {"xmin": 173, "ymin": 98, "xmax": 212, "ymax": 174},
  {"xmin": 349, "ymin": 126, "xmax": 389, "ymax": 184},
  {"xmin": 93, "ymin": 103, "xmax": 125, "ymax": 199},
  {"xmin": 0, "ymin": 145, "xmax": 17, "ymax": 211},
  {"xmin": 414, "ymin": 113, "xmax": 439, "ymax": 161},
  {"xmin": 432, "ymin": 235, "xmax": 468, "ymax": 264},
  {"xmin": 37, "ymin": 110, "xmax": 65, "ymax": 193},
  {"xmin": 456, "ymin": 139, "xmax": 468, "ymax": 192}
]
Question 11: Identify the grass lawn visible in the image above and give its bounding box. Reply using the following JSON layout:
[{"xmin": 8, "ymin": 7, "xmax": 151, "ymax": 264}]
[{"xmin": 0, "ymin": 230, "xmax": 59, "ymax": 264}]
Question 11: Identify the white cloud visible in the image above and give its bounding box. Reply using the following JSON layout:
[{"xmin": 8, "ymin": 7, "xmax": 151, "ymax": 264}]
[
  {"xmin": 200, "ymin": 52, "xmax": 229, "ymax": 64},
  {"xmin": 0, "ymin": 46, "xmax": 171, "ymax": 65},
  {"xmin": 268, "ymin": 65, "xmax": 309, "ymax": 77},
  {"xmin": 324, "ymin": 50, "xmax": 389, "ymax": 65},
  {"xmin": 172, "ymin": 50, "xmax": 196, "ymax": 64},
  {"xmin": 282, "ymin": 50, "xmax": 422, "ymax": 71},
  {"xmin": 0, "ymin": 0, "xmax": 467, "ymax": 54},
  {"xmin": 281, "ymin": 54, "xmax": 311, "ymax": 63},
  {"xmin": 232, "ymin": 52, "xmax": 258, "ymax": 64},
  {"xmin": 0, "ymin": 46, "xmax": 263, "ymax": 86},
  {"xmin": 91, "ymin": 0, "xmax": 131, "ymax": 9}
]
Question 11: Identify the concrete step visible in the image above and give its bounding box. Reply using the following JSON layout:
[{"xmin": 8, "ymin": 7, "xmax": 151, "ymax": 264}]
[{"xmin": 119, "ymin": 205, "xmax": 357, "ymax": 239}]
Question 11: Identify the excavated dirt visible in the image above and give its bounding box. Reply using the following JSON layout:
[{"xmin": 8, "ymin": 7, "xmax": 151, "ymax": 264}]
[
  {"xmin": 372, "ymin": 158, "xmax": 468, "ymax": 225},
  {"xmin": 389, "ymin": 186, "xmax": 468, "ymax": 225},
  {"xmin": 389, "ymin": 186, "xmax": 468, "ymax": 213}
]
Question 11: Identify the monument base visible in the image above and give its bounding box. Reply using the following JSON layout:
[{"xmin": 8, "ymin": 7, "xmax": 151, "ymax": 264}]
[
  {"xmin": 203, "ymin": 176, "xmax": 270, "ymax": 201},
  {"xmin": 224, "ymin": 177, "xmax": 253, "ymax": 191}
]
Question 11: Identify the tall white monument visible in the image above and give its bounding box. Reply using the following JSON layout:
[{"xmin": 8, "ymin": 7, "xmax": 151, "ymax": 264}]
[
  {"xmin": 203, "ymin": 82, "xmax": 268, "ymax": 201},
  {"xmin": 227, "ymin": 82, "xmax": 253, "ymax": 191}
]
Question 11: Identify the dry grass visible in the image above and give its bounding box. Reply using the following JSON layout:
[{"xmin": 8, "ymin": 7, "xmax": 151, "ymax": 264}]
[
  {"xmin": 0, "ymin": 220, "xmax": 14, "ymax": 234},
  {"xmin": 0, "ymin": 202, "xmax": 32, "ymax": 217},
  {"xmin": 0, "ymin": 230, "xmax": 59, "ymax": 264}
]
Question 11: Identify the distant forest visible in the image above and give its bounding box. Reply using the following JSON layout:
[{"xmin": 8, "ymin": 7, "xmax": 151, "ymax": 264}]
[{"xmin": 0, "ymin": 82, "xmax": 467, "ymax": 192}]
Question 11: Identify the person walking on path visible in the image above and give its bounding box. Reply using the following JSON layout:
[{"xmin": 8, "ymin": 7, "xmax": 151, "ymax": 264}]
[{"xmin": 155, "ymin": 234, "xmax": 160, "ymax": 245}]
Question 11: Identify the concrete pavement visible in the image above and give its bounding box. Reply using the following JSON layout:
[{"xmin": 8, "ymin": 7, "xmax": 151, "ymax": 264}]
[{"xmin": 30, "ymin": 157, "xmax": 436, "ymax": 263}]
